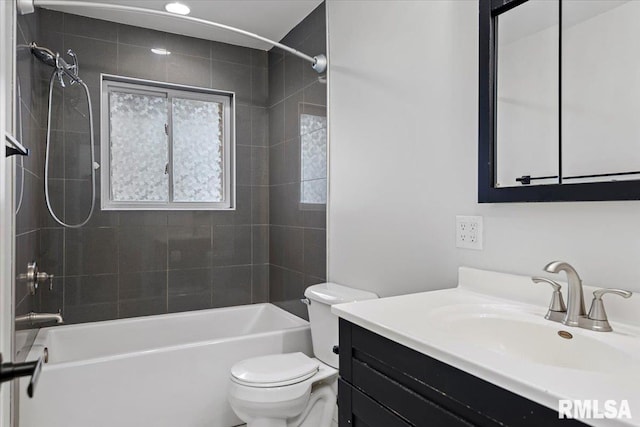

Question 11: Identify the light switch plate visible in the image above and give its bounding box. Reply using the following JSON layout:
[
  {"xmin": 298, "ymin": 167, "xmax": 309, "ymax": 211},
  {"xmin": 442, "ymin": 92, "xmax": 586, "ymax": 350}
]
[{"xmin": 456, "ymin": 215, "xmax": 483, "ymax": 250}]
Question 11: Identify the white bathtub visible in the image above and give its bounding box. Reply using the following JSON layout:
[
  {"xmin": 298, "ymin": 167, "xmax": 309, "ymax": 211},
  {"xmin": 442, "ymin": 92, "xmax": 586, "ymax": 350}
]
[{"xmin": 19, "ymin": 303, "xmax": 312, "ymax": 427}]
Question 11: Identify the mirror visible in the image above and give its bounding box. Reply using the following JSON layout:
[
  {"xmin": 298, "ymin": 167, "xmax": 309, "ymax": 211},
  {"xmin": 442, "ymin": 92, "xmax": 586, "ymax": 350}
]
[{"xmin": 479, "ymin": 0, "xmax": 640, "ymax": 202}]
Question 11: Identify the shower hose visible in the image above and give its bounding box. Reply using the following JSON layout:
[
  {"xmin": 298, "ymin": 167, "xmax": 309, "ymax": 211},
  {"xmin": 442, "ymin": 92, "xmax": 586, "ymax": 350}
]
[{"xmin": 44, "ymin": 69, "xmax": 96, "ymax": 228}]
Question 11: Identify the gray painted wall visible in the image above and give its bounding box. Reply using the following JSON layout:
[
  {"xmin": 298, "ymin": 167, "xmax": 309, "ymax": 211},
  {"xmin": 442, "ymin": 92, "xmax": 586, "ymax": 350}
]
[{"xmin": 268, "ymin": 3, "xmax": 327, "ymax": 319}]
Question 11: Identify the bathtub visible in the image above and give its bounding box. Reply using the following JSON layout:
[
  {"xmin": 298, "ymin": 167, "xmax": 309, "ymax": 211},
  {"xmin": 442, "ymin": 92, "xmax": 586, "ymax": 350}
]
[{"xmin": 19, "ymin": 303, "xmax": 312, "ymax": 427}]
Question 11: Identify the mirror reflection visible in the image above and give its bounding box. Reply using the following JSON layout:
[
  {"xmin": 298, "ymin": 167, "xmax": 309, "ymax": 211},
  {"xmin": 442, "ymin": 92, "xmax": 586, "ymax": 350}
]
[{"xmin": 495, "ymin": 0, "xmax": 640, "ymax": 188}]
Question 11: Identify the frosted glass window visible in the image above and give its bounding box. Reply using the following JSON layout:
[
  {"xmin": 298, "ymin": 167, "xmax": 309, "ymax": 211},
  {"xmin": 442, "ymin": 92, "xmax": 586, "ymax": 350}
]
[
  {"xmin": 172, "ymin": 99, "xmax": 224, "ymax": 202},
  {"xmin": 300, "ymin": 113, "xmax": 327, "ymax": 205},
  {"xmin": 109, "ymin": 91, "xmax": 169, "ymax": 202},
  {"xmin": 101, "ymin": 76, "xmax": 234, "ymax": 210}
]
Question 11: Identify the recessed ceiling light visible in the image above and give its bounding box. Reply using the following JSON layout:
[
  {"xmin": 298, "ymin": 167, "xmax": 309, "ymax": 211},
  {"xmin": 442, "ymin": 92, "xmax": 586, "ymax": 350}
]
[
  {"xmin": 151, "ymin": 48, "xmax": 171, "ymax": 55},
  {"xmin": 165, "ymin": 2, "xmax": 190, "ymax": 15}
]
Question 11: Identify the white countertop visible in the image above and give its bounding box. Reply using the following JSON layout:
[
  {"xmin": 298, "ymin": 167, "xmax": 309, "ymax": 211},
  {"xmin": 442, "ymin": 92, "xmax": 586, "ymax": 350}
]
[{"xmin": 332, "ymin": 267, "xmax": 640, "ymax": 427}]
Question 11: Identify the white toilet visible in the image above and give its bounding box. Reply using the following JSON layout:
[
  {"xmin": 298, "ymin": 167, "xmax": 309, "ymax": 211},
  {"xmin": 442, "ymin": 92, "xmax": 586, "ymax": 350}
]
[{"xmin": 228, "ymin": 283, "xmax": 378, "ymax": 427}]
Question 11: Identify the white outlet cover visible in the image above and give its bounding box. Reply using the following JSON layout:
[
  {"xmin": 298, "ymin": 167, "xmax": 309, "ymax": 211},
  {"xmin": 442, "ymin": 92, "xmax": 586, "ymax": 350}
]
[{"xmin": 456, "ymin": 215, "xmax": 483, "ymax": 250}]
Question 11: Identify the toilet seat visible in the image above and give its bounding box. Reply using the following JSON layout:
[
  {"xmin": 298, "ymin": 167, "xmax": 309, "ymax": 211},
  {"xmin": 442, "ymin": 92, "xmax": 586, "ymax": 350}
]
[{"xmin": 231, "ymin": 352, "xmax": 320, "ymax": 388}]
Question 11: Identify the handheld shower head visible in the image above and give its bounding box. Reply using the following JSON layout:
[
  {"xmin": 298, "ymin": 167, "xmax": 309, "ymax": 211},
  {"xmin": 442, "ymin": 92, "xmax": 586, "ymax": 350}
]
[{"xmin": 29, "ymin": 43, "xmax": 57, "ymax": 68}]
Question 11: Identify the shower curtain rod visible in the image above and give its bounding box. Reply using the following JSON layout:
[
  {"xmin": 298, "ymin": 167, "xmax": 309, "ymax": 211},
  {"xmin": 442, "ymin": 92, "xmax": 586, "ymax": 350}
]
[{"xmin": 17, "ymin": 0, "xmax": 327, "ymax": 73}]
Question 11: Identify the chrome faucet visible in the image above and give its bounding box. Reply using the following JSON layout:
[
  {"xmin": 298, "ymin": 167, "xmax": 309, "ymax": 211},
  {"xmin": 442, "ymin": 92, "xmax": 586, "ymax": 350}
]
[
  {"xmin": 15, "ymin": 312, "xmax": 64, "ymax": 327},
  {"xmin": 534, "ymin": 261, "xmax": 632, "ymax": 332},
  {"xmin": 543, "ymin": 261, "xmax": 586, "ymax": 327}
]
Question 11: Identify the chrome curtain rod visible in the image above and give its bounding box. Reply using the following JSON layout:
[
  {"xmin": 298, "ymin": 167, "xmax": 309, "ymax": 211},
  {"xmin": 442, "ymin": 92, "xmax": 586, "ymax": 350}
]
[{"xmin": 17, "ymin": 0, "xmax": 327, "ymax": 73}]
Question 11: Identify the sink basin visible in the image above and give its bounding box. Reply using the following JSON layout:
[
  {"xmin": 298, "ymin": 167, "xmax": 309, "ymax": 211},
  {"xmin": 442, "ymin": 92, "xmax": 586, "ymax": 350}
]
[{"xmin": 428, "ymin": 304, "xmax": 638, "ymax": 375}]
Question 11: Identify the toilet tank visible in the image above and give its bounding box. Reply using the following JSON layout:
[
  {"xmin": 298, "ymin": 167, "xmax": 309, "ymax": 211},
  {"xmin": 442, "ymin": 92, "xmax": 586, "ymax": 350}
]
[{"xmin": 304, "ymin": 283, "xmax": 378, "ymax": 368}]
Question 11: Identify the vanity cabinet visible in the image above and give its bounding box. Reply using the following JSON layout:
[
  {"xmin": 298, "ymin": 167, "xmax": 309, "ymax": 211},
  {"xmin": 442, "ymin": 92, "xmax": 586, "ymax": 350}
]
[{"xmin": 338, "ymin": 319, "xmax": 586, "ymax": 427}]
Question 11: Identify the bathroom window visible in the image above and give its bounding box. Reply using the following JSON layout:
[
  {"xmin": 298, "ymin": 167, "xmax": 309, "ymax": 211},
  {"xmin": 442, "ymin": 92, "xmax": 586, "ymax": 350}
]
[
  {"xmin": 100, "ymin": 75, "xmax": 235, "ymax": 210},
  {"xmin": 299, "ymin": 105, "xmax": 327, "ymax": 207}
]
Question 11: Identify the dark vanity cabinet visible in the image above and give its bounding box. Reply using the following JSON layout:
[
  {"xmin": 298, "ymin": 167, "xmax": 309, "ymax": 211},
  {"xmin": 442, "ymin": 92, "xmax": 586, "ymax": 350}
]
[{"xmin": 337, "ymin": 319, "xmax": 586, "ymax": 427}]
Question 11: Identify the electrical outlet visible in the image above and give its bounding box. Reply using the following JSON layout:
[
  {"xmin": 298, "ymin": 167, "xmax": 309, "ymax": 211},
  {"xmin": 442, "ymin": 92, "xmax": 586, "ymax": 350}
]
[{"xmin": 456, "ymin": 215, "xmax": 483, "ymax": 250}]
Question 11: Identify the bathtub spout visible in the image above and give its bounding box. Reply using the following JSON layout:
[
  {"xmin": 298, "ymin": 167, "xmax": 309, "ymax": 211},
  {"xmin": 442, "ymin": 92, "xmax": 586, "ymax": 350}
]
[{"xmin": 16, "ymin": 312, "xmax": 64, "ymax": 327}]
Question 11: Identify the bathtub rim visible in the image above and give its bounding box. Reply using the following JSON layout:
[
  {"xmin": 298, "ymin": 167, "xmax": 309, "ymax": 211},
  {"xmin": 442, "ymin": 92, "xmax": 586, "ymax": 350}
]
[{"xmin": 25, "ymin": 303, "xmax": 310, "ymax": 367}]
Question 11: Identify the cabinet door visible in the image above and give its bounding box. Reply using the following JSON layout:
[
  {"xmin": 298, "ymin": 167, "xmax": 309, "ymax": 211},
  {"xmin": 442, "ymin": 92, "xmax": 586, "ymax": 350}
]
[{"xmin": 339, "ymin": 379, "xmax": 411, "ymax": 427}]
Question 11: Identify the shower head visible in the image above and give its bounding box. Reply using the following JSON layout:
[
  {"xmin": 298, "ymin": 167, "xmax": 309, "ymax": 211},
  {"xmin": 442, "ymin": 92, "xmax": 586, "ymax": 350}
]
[
  {"xmin": 30, "ymin": 42, "xmax": 83, "ymax": 86},
  {"xmin": 30, "ymin": 43, "xmax": 57, "ymax": 68}
]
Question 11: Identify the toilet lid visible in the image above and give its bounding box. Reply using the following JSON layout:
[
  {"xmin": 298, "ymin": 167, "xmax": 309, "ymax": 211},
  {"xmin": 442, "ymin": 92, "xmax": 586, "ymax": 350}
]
[{"xmin": 231, "ymin": 353, "xmax": 319, "ymax": 387}]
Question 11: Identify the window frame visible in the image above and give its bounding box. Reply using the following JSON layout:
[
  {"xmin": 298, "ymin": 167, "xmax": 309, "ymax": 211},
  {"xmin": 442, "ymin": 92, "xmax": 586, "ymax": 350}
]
[{"xmin": 100, "ymin": 74, "xmax": 236, "ymax": 210}]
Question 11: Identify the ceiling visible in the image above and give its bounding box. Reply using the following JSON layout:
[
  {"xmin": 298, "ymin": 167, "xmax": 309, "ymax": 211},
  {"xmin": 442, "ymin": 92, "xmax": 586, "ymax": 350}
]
[{"xmin": 41, "ymin": 0, "xmax": 324, "ymax": 50}]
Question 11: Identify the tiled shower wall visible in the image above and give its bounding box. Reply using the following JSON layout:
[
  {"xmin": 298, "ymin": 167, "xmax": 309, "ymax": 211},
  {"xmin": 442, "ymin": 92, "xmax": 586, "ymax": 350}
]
[
  {"xmin": 15, "ymin": 11, "xmax": 46, "ymax": 319},
  {"xmin": 268, "ymin": 4, "xmax": 327, "ymax": 319},
  {"xmin": 18, "ymin": 10, "xmax": 270, "ymax": 324}
]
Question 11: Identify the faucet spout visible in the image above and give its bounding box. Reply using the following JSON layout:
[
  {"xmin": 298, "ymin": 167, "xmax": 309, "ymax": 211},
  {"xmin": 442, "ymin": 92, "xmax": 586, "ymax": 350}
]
[
  {"xmin": 544, "ymin": 261, "xmax": 586, "ymax": 326},
  {"xmin": 15, "ymin": 312, "xmax": 64, "ymax": 327}
]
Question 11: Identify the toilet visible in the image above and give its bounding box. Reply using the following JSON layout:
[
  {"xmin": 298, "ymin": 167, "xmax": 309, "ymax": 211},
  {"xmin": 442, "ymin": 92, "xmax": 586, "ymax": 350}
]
[{"xmin": 228, "ymin": 283, "xmax": 378, "ymax": 427}]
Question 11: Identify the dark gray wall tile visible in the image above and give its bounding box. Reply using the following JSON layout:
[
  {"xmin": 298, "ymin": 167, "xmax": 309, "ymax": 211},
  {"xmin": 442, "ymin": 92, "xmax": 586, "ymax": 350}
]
[
  {"xmin": 284, "ymin": 54, "xmax": 304, "ymax": 98},
  {"xmin": 65, "ymin": 274, "xmax": 118, "ymax": 306},
  {"xmin": 252, "ymin": 225, "xmax": 269, "ymax": 264},
  {"xmin": 64, "ymin": 13, "xmax": 118, "ymax": 42},
  {"xmin": 236, "ymin": 105, "xmax": 252, "ymax": 147},
  {"xmin": 284, "ymin": 92, "xmax": 303, "ymax": 142},
  {"xmin": 267, "ymin": 3, "xmax": 326, "ymax": 319},
  {"xmin": 236, "ymin": 145, "xmax": 251, "ymax": 186},
  {"xmin": 118, "ymin": 24, "xmax": 167, "ymax": 48},
  {"xmin": 212, "ymin": 225, "xmax": 251, "ymax": 266},
  {"xmin": 234, "ymin": 186, "xmax": 252, "ymax": 225},
  {"xmin": 268, "ymin": 58, "xmax": 285, "ymax": 106},
  {"xmin": 39, "ymin": 277, "xmax": 63, "ymax": 313},
  {"xmin": 269, "ymin": 225, "xmax": 284, "ymax": 267},
  {"xmin": 252, "ymin": 146, "xmax": 269, "ymax": 186},
  {"xmin": 166, "ymin": 33, "xmax": 210, "ymax": 59},
  {"xmin": 119, "ymin": 211, "xmax": 167, "ymax": 226},
  {"xmin": 251, "ymin": 107, "xmax": 268, "ymax": 147},
  {"xmin": 65, "ymin": 228, "xmax": 117, "ymax": 275},
  {"xmin": 252, "ymin": 186, "xmax": 269, "ymax": 225},
  {"xmin": 252, "ymin": 67, "xmax": 268, "ymax": 107},
  {"xmin": 167, "ymin": 211, "xmax": 210, "ymax": 227},
  {"xmin": 168, "ymin": 226, "xmax": 212, "ymax": 269},
  {"xmin": 304, "ymin": 228, "xmax": 326, "ymax": 279},
  {"xmin": 168, "ymin": 292, "xmax": 210, "ymax": 313},
  {"xmin": 40, "ymin": 227, "xmax": 63, "ymax": 276},
  {"xmin": 251, "ymin": 50, "xmax": 268, "ymax": 69},
  {"xmin": 303, "ymin": 81, "xmax": 327, "ymax": 107},
  {"xmin": 119, "ymin": 271, "xmax": 167, "ymax": 300},
  {"xmin": 64, "ymin": 303, "xmax": 118, "ymax": 324},
  {"xmin": 282, "ymin": 227, "xmax": 304, "ymax": 272},
  {"xmin": 211, "ymin": 42, "xmax": 252, "ymax": 66},
  {"xmin": 268, "ymin": 101, "xmax": 284, "ymax": 146},
  {"xmin": 252, "ymin": 264, "xmax": 269, "ymax": 303},
  {"xmin": 269, "ymin": 144, "xmax": 284, "ymax": 186},
  {"xmin": 117, "ymin": 43, "xmax": 167, "ymax": 81},
  {"xmin": 118, "ymin": 227, "xmax": 167, "ymax": 273},
  {"xmin": 168, "ymin": 268, "xmax": 212, "ymax": 296},
  {"xmin": 119, "ymin": 297, "xmax": 167, "ymax": 318},
  {"xmin": 167, "ymin": 53, "xmax": 211, "ymax": 87},
  {"xmin": 283, "ymin": 138, "xmax": 300, "ymax": 184},
  {"xmin": 211, "ymin": 60, "xmax": 251, "ymax": 105},
  {"xmin": 212, "ymin": 265, "xmax": 251, "ymax": 307}
]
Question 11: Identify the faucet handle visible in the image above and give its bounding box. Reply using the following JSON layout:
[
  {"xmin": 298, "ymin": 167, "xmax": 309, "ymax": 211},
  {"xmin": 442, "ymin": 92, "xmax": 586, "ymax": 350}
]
[
  {"xmin": 532, "ymin": 277, "xmax": 567, "ymax": 316},
  {"xmin": 586, "ymin": 288, "xmax": 632, "ymax": 332},
  {"xmin": 593, "ymin": 288, "xmax": 632, "ymax": 300}
]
